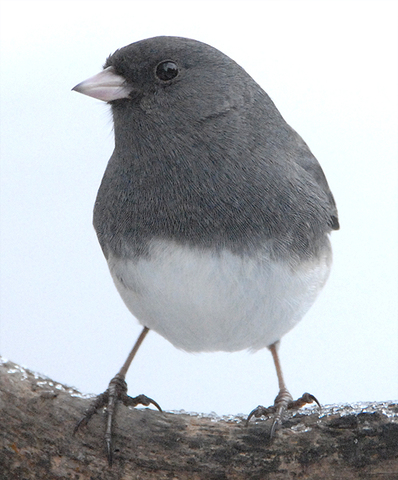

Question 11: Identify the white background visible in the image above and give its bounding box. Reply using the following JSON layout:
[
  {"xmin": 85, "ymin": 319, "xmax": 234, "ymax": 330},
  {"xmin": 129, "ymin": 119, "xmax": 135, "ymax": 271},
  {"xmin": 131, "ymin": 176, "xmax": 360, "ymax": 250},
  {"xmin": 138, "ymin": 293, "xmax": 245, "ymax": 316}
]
[{"xmin": 1, "ymin": 0, "xmax": 397, "ymax": 416}]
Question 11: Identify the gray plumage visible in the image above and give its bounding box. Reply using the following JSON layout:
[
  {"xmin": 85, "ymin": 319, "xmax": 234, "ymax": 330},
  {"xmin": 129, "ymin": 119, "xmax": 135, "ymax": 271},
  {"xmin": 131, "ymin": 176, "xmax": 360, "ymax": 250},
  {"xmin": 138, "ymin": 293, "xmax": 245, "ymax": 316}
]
[{"xmin": 92, "ymin": 36, "xmax": 338, "ymax": 265}]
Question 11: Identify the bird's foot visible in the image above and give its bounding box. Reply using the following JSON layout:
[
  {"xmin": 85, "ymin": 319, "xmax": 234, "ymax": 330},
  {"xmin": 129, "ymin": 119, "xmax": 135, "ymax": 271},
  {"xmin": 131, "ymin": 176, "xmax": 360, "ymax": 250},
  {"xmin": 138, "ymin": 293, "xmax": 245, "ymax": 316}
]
[
  {"xmin": 246, "ymin": 388, "xmax": 320, "ymax": 437},
  {"xmin": 73, "ymin": 374, "xmax": 162, "ymax": 465}
]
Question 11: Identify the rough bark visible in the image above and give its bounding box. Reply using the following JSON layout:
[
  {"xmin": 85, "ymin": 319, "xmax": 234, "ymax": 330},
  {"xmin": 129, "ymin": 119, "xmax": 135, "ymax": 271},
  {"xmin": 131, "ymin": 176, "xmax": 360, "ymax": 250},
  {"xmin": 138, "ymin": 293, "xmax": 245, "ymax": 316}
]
[{"xmin": 1, "ymin": 357, "xmax": 397, "ymax": 480}]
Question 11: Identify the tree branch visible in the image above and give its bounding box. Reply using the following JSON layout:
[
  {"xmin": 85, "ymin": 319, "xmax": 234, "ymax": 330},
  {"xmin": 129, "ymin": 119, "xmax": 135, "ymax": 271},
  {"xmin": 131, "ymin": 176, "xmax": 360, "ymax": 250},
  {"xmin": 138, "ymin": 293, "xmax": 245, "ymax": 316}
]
[{"xmin": 1, "ymin": 357, "xmax": 397, "ymax": 479}]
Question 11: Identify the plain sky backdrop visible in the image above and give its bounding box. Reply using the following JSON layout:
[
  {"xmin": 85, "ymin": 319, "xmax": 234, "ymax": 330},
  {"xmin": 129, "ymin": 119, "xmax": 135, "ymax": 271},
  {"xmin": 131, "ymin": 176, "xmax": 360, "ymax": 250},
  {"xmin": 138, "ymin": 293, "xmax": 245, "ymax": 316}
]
[{"xmin": 0, "ymin": 0, "xmax": 397, "ymax": 417}]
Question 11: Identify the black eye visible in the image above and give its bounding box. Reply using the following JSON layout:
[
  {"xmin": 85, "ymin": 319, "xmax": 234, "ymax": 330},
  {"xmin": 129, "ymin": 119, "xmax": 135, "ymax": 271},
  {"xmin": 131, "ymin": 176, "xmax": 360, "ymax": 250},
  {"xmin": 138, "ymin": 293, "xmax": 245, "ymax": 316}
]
[{"xmin": 155, "ymin": 61, "xmax": 179, "ymax": 81}]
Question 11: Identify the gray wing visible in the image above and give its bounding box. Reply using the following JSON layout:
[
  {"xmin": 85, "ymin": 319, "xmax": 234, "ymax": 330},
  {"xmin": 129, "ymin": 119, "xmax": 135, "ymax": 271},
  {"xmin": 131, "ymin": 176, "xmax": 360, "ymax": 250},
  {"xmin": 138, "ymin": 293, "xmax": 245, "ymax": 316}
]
[{"xmin": 292, "ymin": 130, "xmax": 339, "ymax": 231}]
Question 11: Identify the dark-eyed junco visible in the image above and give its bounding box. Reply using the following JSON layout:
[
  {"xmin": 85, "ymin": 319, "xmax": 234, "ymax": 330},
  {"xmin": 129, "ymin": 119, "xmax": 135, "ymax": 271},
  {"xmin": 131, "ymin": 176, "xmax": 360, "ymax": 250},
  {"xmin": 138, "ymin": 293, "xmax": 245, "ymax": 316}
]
[{"xmin": 73, "ymin": 36, "xmax": 339, "ymax": 464}]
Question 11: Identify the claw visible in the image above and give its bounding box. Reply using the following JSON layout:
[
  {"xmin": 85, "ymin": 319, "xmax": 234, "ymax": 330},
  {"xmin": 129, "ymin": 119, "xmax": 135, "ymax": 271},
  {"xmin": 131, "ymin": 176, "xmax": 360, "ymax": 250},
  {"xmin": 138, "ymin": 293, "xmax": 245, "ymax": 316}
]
[
  {"xmin": 269, "ymin": 387, "xmax": 293, "ymax": 436},
  {"xmin": 246, "ymin": 389, "xmax": 320, "ymax": 437},
  {"xmin": 246, "ymin": 405, "xmax": 274, "ymax": 426},
  {"xmin": 73, "ymin": 391, "xmax": 108, "ymax": 435},
  {"xmin": 73, "ymin": 373, "xmax": 162, "ymax": 466},
  {"xmin": 126, "ymin": 393, "xmax": 162, "ymax": 412},
  {"xmin": 73, "ymin": 416, "xmax": 88, "ymax": 435},
  {"xmin": 270, "ymin": 417, "xmax": 279, "ymax": 439},
  {"xmin": 106, "ymin": 437, "xmax": 113, "ymax": 467},
  {"xmin": 291, "ymin": 392, "xmax": 321, "ymax": 410}
]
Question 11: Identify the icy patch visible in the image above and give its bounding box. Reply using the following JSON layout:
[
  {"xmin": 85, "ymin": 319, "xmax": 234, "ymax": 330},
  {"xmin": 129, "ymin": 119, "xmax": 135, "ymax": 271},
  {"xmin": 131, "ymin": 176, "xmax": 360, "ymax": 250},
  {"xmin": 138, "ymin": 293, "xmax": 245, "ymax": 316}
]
[
  {"xmin": 165, "ymin": 409, "xmax": 247, "ymax": 423},
  {"xmin": 69, "ymin": 391, "xmax": 97, "ymax": 399},
  {"xmin": 36, "ymin": 380, "xmax": 54, "ymax": 388},
  {"xmin": 318, "ymin": 401, "xmax": 398, "ymax": 420},
  {"xmin": 7, "ymin": 364, "xmax": 29, "ymax": 381},
  {"xmin": 0, "ymin": 357, "xmax": 94, "ymax": 399},
  {"xmin": 165, "ymin": 401, "xmax": 397, "ymax": 424},
  {"xmin": 290, "ymin": 423, "xmax": 312, "ymax": 433}
]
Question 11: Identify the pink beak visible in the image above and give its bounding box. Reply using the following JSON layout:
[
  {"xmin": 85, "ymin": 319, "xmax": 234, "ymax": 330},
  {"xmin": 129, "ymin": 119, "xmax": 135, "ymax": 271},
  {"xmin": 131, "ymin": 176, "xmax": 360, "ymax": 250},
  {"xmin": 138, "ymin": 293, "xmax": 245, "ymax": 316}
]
[{"xmin": 72, "ymin": 66, "xmax": 131, "ymax": 102}]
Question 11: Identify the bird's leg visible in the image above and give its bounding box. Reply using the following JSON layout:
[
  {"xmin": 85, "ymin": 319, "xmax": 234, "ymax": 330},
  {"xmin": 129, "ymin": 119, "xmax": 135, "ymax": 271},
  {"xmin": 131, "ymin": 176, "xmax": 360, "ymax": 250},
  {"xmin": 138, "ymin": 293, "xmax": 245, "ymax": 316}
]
[
  {"xmin": 73, "ymin": 326, "xmax": 162, "ymax": 465},
  {"xmin": 246, "ymin": 341, "xmax": 320, "ymax": 437}
]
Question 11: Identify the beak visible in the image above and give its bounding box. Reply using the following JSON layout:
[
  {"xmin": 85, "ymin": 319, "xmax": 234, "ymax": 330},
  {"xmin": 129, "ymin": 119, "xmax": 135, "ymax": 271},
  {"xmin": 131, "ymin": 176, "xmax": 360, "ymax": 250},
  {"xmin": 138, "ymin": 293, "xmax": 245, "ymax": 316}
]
[{"xmin": 72, "ymin": 66, "xmax": 131, "ymax": 102}]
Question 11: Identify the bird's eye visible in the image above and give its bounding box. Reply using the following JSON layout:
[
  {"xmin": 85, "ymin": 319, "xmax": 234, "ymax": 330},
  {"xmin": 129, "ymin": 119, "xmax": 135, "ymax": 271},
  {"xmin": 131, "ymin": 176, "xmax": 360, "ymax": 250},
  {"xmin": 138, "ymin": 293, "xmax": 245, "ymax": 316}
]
[{"xmin": 155, "ymin": 61, "xmax": 179, "ymax": 81}]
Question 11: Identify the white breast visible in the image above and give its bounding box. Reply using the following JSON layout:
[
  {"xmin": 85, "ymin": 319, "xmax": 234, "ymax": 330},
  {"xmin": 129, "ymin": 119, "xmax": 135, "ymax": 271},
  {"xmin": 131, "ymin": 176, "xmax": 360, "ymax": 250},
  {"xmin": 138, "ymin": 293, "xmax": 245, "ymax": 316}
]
[{"xmin": 107, "ymin": 239, "xmax": 332, "ymax": 352}]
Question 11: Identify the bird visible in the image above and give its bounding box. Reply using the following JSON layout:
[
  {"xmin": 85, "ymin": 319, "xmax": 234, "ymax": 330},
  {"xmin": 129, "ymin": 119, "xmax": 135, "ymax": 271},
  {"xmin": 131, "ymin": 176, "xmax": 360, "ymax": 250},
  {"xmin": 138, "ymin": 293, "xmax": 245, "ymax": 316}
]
[{"xmin": 72, "ymin": 36, "xmax": 339, "ymax": 465}]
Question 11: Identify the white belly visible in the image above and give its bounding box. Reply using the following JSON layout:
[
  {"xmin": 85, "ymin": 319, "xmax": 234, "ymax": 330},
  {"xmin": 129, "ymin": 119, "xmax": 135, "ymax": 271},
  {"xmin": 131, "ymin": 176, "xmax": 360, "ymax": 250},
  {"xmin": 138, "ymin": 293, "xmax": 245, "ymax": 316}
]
[{"xmin": 107, "ymin": 239, "xmax": 332, "ymax": 352}]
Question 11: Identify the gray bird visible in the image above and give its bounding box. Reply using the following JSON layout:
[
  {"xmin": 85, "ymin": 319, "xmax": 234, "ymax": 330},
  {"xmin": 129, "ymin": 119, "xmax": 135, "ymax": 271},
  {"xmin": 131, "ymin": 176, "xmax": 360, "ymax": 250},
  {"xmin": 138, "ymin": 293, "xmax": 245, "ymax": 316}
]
[{"xmin": 73, "ymin": 36, "xmax": 339, "ymax": 464}]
